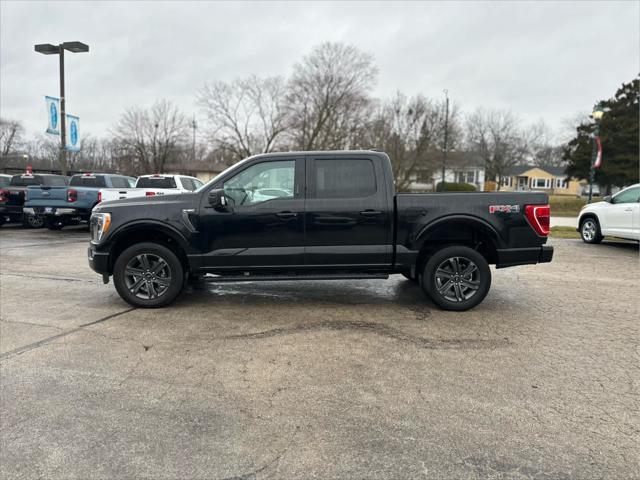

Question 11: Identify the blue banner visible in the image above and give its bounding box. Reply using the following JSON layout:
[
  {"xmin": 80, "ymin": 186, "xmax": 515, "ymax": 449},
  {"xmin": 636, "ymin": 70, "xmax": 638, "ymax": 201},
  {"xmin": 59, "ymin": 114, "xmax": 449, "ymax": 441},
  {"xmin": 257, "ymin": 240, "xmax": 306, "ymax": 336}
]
[
  {"xmin": 65, "ymin": 114, "xmax": 80, "ymax": 151},
  {"xmin": 45, "ymin": 96, "xmax": 60, "ymax": 135}
]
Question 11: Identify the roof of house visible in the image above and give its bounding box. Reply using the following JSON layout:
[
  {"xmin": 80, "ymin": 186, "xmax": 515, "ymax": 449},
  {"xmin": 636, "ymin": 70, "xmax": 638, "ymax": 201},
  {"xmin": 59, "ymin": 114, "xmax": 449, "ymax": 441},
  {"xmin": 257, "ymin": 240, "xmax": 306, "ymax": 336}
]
[{"xmin": 507, "ymin": 165, "xmax": 567, "ymax": 177}]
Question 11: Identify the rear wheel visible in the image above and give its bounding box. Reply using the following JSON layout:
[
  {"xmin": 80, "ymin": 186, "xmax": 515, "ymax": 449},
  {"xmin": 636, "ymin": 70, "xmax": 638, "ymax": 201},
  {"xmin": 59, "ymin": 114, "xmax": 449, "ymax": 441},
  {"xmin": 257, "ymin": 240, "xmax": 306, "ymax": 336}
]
[
  {"xmin": 421, "ymin": 245, "xmax": 491, "ymax": 311},
  {"xmin": 113, "ymin": 242, "xmax": 184, "ymax": 308},
  {"xmin": 23, "ymin": 213, "xmax": 44, "ymax": 229},
  {"xmin": 580, "ymin": 217, "xmax": 603, "ymax": 244}
]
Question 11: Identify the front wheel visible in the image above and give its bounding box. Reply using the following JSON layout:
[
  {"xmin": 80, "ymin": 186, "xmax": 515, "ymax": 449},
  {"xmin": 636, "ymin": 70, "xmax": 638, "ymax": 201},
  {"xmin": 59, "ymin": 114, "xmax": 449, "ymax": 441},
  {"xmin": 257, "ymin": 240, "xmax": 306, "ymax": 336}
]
[
  {"xmin": 580, "ymin": 217, "xmax": 603, "ymax": 244},
  {"xmin": 421, "ymin": 245, "xmax": 491, "ymax": 311},
  {"xmin": 113, "ymin": 242, "xmax": 184, "ymax": 308}
]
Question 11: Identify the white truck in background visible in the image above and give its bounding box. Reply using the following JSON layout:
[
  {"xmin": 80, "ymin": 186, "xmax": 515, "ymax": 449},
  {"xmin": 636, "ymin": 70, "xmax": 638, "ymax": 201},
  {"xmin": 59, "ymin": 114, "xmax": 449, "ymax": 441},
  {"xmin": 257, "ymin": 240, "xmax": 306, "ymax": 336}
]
[{"xmin": 98, "ymin": 174, "xmax": 204, "ymax": 203}]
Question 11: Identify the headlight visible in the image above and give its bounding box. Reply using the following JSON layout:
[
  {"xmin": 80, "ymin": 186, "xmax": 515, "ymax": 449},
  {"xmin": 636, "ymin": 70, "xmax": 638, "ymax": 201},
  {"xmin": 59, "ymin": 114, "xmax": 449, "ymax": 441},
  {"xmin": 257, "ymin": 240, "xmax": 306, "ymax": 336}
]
[{"xmin": 90, "ymin": 212, "xmax": 111, "ymax": 243}]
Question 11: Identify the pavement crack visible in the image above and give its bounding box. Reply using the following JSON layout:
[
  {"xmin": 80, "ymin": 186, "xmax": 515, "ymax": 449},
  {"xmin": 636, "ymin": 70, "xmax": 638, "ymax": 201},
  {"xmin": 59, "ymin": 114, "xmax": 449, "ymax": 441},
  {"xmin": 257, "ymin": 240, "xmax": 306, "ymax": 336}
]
[
  {"xmin": 220, "ymin": 425, "xmax": 300, "ymax": 480},
  {"xmin": 224, "ymin": 320, "xmax": 508, "ymax": 350},
  {"xmin": 0, "ymin": 308, "xmax": 136, "ymax": 361}
]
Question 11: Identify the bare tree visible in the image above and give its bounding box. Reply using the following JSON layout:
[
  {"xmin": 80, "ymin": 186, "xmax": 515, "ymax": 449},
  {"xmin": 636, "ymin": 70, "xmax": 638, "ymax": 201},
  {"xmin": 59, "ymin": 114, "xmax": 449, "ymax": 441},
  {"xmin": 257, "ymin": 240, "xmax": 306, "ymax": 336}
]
[
  {"xmin": 527, "ymin": 120, "xmax": 566, "ymax": 169},
  {"xmin": 198, "ymin": 75, "xmax": 288, "ymax": 161},
  {"xmin": 112, "ymin": 99, "xmax": 188, "ymax": 174},
  {"xmin": 465, "ymin": 108, "xmax": 529, "ymax": 189},
  {"xmin": 364, "ymin": 93, "xmax": 459, "ymax": 191},
  {"xmin": 0, "ymin": 118, "xmax": 24, "ymax": 156},
  {"xmin": 286, "ymin": 42, "xmax": 378, "ymax": 151}
]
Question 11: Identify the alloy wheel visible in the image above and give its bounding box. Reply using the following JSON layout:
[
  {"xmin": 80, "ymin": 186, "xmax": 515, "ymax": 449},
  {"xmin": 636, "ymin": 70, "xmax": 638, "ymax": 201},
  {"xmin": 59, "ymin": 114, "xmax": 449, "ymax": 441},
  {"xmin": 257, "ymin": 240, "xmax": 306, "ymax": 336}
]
[
  {"xmin": 433, "ymin": 256, "xmax": 481, "ymax": 303},
  {"xmin": 124, "ymin": 253, "xmax": 172, "ymax": 300},
  {"xmin": 582, "ymin": 220, "xmax": 596, "ymax": 241}
]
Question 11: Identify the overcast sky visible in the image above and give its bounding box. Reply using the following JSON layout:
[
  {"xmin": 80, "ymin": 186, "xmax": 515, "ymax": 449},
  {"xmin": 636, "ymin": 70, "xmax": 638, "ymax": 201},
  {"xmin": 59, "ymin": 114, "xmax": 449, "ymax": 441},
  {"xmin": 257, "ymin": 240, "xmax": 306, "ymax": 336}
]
[{"xmin": 1, "ymin": 1, "xmax": 638, "ymax": 143}]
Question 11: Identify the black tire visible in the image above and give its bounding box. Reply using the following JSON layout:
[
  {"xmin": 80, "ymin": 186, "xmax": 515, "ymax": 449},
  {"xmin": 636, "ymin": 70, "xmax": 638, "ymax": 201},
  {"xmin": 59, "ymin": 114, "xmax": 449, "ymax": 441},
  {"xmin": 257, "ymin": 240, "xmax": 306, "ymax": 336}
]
[
  {"xmin": 580, "ymin": 217, "xmax": 603, "ymax": 244},
  {"xmin": 421, "ymin": 245, "xmax": 491, "ymax": 311},
  {"xmin": 113, "ymin": 242, "xmax": 184, "ymax": 308},
  {"xmin": 45, "ymin": 218, "xmax": 65, "ymax": 230},
  {"xmin": 23, "ymin": 213, "xmax": 44, "ymax": 229},
  {"xmin": 402, "ymin": 272, "xmax": 418, "ymax": 283}
]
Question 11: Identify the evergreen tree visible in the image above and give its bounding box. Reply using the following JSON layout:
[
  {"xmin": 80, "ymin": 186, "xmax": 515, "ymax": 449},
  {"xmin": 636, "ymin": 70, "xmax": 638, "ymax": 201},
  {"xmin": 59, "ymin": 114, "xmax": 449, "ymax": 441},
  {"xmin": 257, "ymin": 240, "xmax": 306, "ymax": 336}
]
[{"xmin": 564, "ymin": 77, "xmax": 639, "ymax": 192}]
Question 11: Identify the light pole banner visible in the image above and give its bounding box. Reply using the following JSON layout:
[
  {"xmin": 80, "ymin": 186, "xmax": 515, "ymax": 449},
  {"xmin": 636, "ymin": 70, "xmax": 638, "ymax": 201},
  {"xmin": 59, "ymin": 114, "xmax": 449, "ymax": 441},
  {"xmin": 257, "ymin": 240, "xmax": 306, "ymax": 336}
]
[
  {"xmin": 45, "ymin": 96, "xmax": 60, "ymax": 135},
  {"xmin": 65, "ymin": 114, "xmax": 80, "ymax": 151}
]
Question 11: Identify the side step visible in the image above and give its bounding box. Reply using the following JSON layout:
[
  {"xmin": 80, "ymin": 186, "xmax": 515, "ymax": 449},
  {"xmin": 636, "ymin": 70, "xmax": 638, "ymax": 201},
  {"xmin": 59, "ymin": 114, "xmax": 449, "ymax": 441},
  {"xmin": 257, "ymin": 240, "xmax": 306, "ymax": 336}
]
[{"xmin": 201, "ymin": 273, "xmax": 389, "ymax": 283}]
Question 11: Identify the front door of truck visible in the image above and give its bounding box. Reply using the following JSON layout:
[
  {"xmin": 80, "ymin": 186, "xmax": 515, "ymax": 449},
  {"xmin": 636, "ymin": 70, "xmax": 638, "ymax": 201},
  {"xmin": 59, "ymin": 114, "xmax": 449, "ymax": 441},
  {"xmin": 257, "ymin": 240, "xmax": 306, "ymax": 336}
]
[
  {"xmin": 197, "ymin": 157, "xmax": 305, "ymax": 269},
  {"xmin": 304, "ymin": 155, "xmax": 391, "ymax": 268}
]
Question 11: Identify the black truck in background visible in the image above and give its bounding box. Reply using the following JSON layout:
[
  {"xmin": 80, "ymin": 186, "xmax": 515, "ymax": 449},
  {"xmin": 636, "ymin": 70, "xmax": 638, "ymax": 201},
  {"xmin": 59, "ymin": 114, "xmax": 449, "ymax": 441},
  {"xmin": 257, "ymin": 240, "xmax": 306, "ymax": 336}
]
[
  {"xmin": 89, "ymin": 150, "xmax": 553, "ymax": 310},
  {"xmin": 0, "ymin": 173, "xmax": 69, "ymax": 228}
]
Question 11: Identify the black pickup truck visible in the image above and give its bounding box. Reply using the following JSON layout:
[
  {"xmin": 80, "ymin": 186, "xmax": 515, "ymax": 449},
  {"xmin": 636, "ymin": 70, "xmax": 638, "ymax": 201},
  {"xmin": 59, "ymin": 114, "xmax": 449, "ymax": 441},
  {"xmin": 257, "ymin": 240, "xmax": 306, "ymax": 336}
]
[{"xmin": 89, "ymin": 151, "xmax": 553, "ymax": 310}]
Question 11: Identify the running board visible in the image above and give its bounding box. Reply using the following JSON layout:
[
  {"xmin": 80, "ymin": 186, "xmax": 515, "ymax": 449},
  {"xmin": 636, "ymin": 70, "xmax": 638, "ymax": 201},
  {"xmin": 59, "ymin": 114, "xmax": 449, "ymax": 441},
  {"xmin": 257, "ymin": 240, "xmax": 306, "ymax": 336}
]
[{"xmin": 201, "ymin": 273, "xmax": 389, "ymax": 283}]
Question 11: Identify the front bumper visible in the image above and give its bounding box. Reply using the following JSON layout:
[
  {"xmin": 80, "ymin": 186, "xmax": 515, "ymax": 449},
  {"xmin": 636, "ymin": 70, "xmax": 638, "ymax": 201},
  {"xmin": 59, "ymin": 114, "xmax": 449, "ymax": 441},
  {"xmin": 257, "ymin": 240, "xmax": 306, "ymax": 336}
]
[
  {"xmin": 88, "ymin": 244, "xmax": 110, "ymax": 276},
  {"xmin": 496, "ymin": 245, "xmax": 553, "ymax": 268},
  {"xmin": 24, "ymin": 207, "xmax": 78, "ymax": 217}
]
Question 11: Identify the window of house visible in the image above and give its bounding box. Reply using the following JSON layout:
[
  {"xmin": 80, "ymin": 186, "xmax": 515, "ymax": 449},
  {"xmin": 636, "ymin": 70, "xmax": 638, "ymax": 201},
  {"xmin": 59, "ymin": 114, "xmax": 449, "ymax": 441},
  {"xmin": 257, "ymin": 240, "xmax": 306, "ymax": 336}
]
[
  {"xmin": 531, "ymin": 178, "xmax": 551, "ymax": 189},
  {"xmin": 502, "ymin": 176, "xmax": 512, "ymax": 188},
  {"xmin": 456, "ymin": 170, "xmax": 476, "ymax": 184},
  {"xmin": 554, "ymin": 178, "xmax": 568, "ymax": 189}
]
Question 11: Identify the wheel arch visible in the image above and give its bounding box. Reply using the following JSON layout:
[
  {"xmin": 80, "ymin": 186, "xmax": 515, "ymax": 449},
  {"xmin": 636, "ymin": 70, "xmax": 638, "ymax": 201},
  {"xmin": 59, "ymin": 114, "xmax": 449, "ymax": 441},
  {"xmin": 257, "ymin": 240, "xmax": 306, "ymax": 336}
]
[
  {"xmin": 106, "ymin": 222, "xmax": 190, "ymax": 274},
  {"xmin": 413, "ymin": 215, "xmax": 500, "ymax": 274}
]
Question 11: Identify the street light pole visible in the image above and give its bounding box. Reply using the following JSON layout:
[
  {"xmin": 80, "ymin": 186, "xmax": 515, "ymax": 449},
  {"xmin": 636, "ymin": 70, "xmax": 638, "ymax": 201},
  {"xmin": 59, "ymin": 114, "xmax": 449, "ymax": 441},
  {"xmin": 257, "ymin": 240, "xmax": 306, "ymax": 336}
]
[
  {"xmin": 58, "ymin": 46, "xmax": 66, "ymax": 175},
  {"xmin": 587, "ymin": 103, "xmax": 604, "ymax": 204},
  {"xmin": 441, "ymin": 89, "xmax": 449, "ymax": 191},
  {"xmin": 35, "ymin": 41, "xmax": 89, "ymax": 176}
]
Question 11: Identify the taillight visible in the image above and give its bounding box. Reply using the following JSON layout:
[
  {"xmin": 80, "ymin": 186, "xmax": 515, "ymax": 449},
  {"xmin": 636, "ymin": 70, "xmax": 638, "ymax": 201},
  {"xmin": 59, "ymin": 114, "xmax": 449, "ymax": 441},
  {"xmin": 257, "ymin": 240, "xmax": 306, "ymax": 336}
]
[
  {"xmin": 97, "ymin": 191, "xmax": 102, "ymax": 203},
  {"xmin": 145, "ymin": 191, "xmax": 156, "ymax": 196},
  {"xmin": 0, "ymin": 189, "xmax": 9, "ymax": 203},
  {"xmin": 525, "ymin": 204, "xmax": 550, "ymax": 236},
  {"xmin": 67, "ymin": 189, "xmax": 78, "ymax": 203}
]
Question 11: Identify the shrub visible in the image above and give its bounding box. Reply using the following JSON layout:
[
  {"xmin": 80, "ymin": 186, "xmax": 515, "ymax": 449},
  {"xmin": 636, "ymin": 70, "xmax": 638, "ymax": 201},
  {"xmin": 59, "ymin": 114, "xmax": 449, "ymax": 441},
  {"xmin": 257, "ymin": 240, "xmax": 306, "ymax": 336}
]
[{"xmin": 436, "ymin": 182, "xmax": 476, "ymax": 192}]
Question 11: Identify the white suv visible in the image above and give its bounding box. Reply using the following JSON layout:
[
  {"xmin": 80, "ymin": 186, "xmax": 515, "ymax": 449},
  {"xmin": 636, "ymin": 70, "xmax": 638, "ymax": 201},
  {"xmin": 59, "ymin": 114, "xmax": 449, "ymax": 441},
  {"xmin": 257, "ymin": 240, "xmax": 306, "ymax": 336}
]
[{"xmin": 577, "ymin": 184, "xmax": 640, "ymax": 243}]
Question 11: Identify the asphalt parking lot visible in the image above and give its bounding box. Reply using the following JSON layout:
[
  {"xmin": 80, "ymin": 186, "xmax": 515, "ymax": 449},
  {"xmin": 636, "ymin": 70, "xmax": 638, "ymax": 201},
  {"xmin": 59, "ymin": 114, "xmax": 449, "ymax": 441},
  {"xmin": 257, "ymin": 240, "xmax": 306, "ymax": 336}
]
[{"xmin": 1, "ymin": 225, "xmax": 638, "ymax": 479}]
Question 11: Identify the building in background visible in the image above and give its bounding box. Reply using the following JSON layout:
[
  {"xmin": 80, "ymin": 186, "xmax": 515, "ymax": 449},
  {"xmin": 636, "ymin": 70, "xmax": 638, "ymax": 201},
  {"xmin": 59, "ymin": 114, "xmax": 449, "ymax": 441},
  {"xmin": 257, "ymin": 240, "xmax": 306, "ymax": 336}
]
[{"xmin": 499, "ymin": 166, "xmax": 582, "ymax": 196}]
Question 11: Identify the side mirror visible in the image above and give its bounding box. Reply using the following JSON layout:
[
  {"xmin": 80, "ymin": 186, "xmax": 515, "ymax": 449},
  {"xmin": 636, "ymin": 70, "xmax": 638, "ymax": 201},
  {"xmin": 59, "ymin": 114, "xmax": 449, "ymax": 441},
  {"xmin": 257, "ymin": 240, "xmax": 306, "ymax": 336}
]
[
  {"xmin": 208, "ymin": 189, "xmax": 230, "ymax": 211},
  {"xmin": 603, "ymin": 195, "xmax": 612, "ymax": 203}
]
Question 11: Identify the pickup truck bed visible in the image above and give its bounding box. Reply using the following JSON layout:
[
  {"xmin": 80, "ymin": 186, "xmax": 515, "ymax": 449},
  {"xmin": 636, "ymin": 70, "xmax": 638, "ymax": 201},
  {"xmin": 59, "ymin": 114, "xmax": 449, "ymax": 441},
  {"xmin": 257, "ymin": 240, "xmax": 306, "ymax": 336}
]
[{"xmin": 88, "ymin": 150, "xmax": 553, "ymax": 310}]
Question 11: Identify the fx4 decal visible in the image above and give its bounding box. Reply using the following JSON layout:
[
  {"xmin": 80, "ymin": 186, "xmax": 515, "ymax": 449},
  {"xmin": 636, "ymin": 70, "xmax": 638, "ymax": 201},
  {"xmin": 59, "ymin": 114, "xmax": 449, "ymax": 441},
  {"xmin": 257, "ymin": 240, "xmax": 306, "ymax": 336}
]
[{"xmin": 489, "ymin": 204, "xmax": 520, "ymax": 214}]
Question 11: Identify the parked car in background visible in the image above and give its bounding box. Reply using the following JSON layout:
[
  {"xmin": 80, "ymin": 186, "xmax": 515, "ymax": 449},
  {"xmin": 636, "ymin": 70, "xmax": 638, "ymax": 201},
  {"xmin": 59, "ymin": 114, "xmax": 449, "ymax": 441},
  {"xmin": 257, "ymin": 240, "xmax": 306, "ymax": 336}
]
[
  {"xmin": 0, "ymin": 172, "xmax": 69, "ymax": 228},
  {"xmin": 24, "ymin": 173, "xmax": 135, "ymax": 230},
  {"xmin": 577, "ymin": 183, "xmax": 640, "ymax": 243},
  {"xmin": 98, "ymin": 174, "xmax": 203, "ymax": 203}
]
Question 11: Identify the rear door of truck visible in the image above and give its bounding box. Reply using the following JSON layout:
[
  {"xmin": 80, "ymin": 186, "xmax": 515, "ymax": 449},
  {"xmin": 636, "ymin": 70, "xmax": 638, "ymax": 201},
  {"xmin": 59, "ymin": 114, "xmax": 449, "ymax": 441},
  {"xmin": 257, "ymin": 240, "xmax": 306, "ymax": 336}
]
[{"xmin": 304, "ymin": 153, "xmax": 392, "ymax": 268}]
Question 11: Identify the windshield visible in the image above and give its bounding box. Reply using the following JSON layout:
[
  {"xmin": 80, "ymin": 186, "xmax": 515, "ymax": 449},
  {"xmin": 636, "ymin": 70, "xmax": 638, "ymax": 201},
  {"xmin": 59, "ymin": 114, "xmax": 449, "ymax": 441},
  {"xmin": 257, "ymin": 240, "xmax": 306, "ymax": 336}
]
[
  {"xmin": 70, "ymin": 175, "xmax": 107, "ymax": 187},
  {"xmin": 10, "ymin": 175, "xmax": 42, "ymax": 187},
  {"xmin": 0, "ymin": 176, "xmax": 10, "ymax": 188},
  {"xmin": 136, "ymin": 176, "xmax": 177, "ymax": 189}
]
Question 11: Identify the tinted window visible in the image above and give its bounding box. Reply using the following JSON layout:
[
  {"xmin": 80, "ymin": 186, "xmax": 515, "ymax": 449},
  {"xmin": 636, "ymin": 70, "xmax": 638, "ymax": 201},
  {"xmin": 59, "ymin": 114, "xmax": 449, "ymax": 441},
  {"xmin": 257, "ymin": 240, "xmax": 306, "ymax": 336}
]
[
  {"xmin": 613, "ymin": 187, "xmax": 640, "ymax": 204},
  {"xmin": 193, "ymin": 179, "xmax": 204, "ymax": 189},
  {"xmin": 0, "ymin": 176, "xmax": 11, "ymax": 187},
  {"xmin": 10, "ymin": 175, "xmax": 43, "ymax": 187},
  {"xmin": 223, "ymin": 160, "xmax": 295, "ymax": 206},
  {"xmin": 136, "ymin": 177, "xmax": 177, "ymax": 188},
  {"xmin": 110, "ymin": 176, "xmax": 131, "ymax": 188},
  {"xmin": 180, "ymin": 177, "xmax": 195, "ymax": 191},
  {"xmin": 312, "ymin": 159, "xmax": 376, "ymax": 198},
  {"xmin": 42, "ymin": 176, "xmax": 68, "ymax": 187},
  {"xmin": 70, "ymin": 175, "xmax": 107, "ymax": 187}
]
